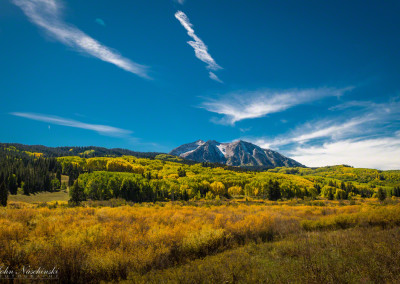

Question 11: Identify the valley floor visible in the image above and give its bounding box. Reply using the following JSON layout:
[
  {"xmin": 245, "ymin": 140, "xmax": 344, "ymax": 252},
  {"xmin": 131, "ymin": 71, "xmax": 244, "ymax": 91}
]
[
  {"xmin": 131, "ymin": 227, "xmax": 400, "ymax": 283},
  {"xmin": 8, "ymin": 190, "xmax": 69, "ymax": 203},
  {"xmin": 1, "ymin": 198, "xmax": 400, "ymax": 283}
]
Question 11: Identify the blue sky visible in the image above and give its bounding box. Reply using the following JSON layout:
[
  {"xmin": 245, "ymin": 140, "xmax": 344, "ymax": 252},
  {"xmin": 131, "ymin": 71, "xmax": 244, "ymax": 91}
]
[{"xmin": 1, "ymin": 0, "xmax": 400, "ymax": 169}]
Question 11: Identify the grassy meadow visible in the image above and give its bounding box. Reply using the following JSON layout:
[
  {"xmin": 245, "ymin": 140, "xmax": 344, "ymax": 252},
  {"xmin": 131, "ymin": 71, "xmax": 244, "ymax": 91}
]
[
  {"xmin": 1, "ymin": 197, "xmax": 400, "ymax": 283},
  {"xmin": 7, "ymin": 190, "xmax": 69, "ymax": 203}
]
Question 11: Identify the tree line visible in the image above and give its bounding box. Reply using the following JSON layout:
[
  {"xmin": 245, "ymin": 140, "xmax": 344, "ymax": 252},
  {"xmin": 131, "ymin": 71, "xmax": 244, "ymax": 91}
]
[
  {"xmin": 2, "ymin": 146, "xmax": 400, "ymax": 207},
  {"xmin": 0, "ymin": 147, "xmax": 64, "ymax": 205},
  {"xmin": 69, "ymin": 171, "xmax": 286, "ymax": 204}
]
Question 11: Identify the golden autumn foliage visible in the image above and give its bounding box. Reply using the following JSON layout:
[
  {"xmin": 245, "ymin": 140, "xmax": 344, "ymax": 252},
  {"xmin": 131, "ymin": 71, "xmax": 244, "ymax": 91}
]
[
  {"xmin": 210, "ymin": 181, "xmax": 226, "ymax": 196},
  {"xmin": 0, "ymin": 200, "xmax": 400, "ymax": 282},
  {"xmin": 106, "ymin": 158, "xmax": 145, "ymax": 174},
  {"xmin": 54, "ymin": 155, "xmax": 400, "ymax": 204},
  {"xmin": 24, "ymin": 151, "xmax": 43, "ymax": 157},
  {"xmin": 228, "ymin": 185, "xmax": 244, "ymax": 196},
  {"xmin": 56, "ymin": 155, "xmax": 330, "ymax": 202}
]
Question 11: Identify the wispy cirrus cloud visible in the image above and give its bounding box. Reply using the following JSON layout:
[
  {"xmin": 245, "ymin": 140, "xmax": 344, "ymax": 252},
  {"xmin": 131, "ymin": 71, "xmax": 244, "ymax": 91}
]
[
  {"xmin": 12, "ymin": 0, "xmax": 149, "ymax": 78},
  {"xmin": 328, "ymin": 100, "xmax": 375, "ymax": 111},
  {"xmin": 10, "ymin": 112, "xmax": 133, "ymax": 137},
  {"xmin": 201, "ymin": 87, "xmax": 352, "ymax": 125},
  {"xmin": 174, "ymin": 10, "xmax": 223, "ymax": 83},
  {"xmin": 252, "ymin": 99, "xmax": 400, "ymax": 149},
  {"xmin": 254, "ymin": 116, "xmax": 375, "ymax": 149},
  {"xmin": 209, "ymin": 71, "xmax": 223, "ymax": 83},
  {"xmin": 247, "ymin": 98, "xmax": 400, "ymax": 169}
]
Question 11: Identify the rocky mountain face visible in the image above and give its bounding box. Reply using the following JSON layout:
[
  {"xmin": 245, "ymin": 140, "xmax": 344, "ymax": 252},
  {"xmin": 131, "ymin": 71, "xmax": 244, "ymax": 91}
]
[{"xmin": 169, "ymin": 140, "xmax": 304, "ymax": 168}]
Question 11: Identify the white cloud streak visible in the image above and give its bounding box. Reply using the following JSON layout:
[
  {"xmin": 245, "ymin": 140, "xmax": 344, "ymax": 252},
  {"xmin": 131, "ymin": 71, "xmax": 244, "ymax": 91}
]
[
  {"xmin": 11, "ymin": 112, "xmax": 132, "ymax": 137},
  {"xmin": 202, "ymin": 87, "xmax": 351, "ymax": 125},
  {"xmin": 12, "ymin": 0, "xmax": 149, "ymax": 78},
  {"xmin": 289, "ymin": 136, "xmax": 400, "ymax": 170},
  {"xmin": 254, "ymin": 117, "xmax": 374, "ymax": 149},
  {"xmin": 252, "ymin": 99, "xmax": 400, "ymax": 149},
  {"xmin": 328, "ymin": 100, "xmax": 374, "ymax": 111},
  {"xmin": 175, "ymin": 11, "xmax": 222, "ymax": 82},
  {"xmin": 209, "ymin": 71, "xmax": 223, "ymax": 83},
  {"xmin": 290, "ymin": 118, "xmax": 371, "ymax": 144}
]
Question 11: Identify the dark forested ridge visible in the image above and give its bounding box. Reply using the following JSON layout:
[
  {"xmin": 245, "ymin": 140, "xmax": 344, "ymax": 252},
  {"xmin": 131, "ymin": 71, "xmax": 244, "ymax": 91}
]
[{"xmin": 0, "ymin": 142, "xmax": 162, "ymax": 158}]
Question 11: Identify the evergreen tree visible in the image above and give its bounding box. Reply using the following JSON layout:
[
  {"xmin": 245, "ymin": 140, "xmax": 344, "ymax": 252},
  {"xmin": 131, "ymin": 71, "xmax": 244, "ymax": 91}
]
[
  {"xmin": 314, "ymin": 183, "xmax": 321, "ymax": 194},
  {"xmin": 145, "ymin": 172, "xmax": 152, "ymax": 180},
  {"xmin": 377, "ymin": 187, "xmax": 386, "ymax": 202},
  {"xmin": 393, "ymin": 186, "xmax": 400, "ymax": 197},
  {"xmin": 267, "ymin": 180, "xmax": 281, "ymax": 201},
  {"xmin": 327, "ymin": 188, "xmax": 334, "ymax": 200},
  {"xmin": 0, "ymin": 177, "xmax": 8, "ymax": 207},
  {"xmin": 272, "ymin": 181, "xmax": 282, "ymax": 201},
  {"xmin": 8, "ymin": 174, "xmax": 18, "ymax": 195},
  {"xmin": 56, "ymin": 170, "xmax": 62, "ymax": 183},
  {"xmin": 22, "ymin": 179, "xmax": 30, "ymax": 195},
  {"xmin": 69, "ymin": 180, "xmax": 86, "ymax": 205},
  {"xmin": 120, "ymin": 178, "xmax": 133, "ymax": 201},
  {"xmin": 177, "ymin": 167, "xmax": 186, "ymax": 177}
]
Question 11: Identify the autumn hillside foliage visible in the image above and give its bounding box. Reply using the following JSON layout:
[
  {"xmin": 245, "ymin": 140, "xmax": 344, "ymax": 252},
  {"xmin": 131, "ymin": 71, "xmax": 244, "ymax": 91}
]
[
  {"xmin": 2, "ymin": 144, "xmax": 400, "ymax": 204},
  {"xmin": 57, "ymin": 156, "xmax": 400, "ymax": 204}
]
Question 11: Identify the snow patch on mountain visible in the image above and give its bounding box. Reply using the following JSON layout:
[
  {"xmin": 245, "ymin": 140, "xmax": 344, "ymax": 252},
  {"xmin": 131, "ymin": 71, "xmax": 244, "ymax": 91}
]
[
  {"xmin": 170, "ymin": 140, "xmax": 205, "ymax": 156},
  {"xmin": 216, "ymin": 144, "xmax": 227, "ymax": 157}
]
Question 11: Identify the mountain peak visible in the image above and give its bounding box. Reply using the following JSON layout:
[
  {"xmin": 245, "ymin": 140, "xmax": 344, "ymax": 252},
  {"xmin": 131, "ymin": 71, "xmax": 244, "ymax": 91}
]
[{"xmin": 169, "ymin": 140, "xmax": 304, "ymax": 168}]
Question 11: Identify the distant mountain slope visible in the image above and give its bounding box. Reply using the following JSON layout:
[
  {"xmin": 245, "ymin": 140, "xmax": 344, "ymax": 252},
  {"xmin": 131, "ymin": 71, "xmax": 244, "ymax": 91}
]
[
  {"xmin": 0, "ymin": 143, "xmax": 162, "ymax": 159},
  {"xmin": 170, "ymin": 140, "xmax": 304, "ymax": 168}
]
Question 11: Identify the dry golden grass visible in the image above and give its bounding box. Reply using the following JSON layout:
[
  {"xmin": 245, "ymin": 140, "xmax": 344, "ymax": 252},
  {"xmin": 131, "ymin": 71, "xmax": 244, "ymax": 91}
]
[
  {"xmin": 0, "ymin": 200, "xmax": 399, "ymax": 283},
  {"xmin": 132, "ymin": 227, "xmax": 400, "ymax": 283},
  {"xmin": 8, "ymin": 191, "xmax": 69, "ymax": 204}
]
